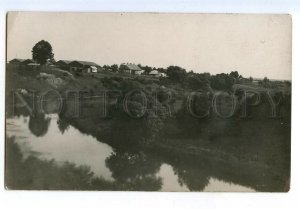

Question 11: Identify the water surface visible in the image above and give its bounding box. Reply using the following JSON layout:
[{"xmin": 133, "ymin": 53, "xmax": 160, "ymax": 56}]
[{"xmin": 6, "ymin": 114, "xmax": 258, "ymax": 191}]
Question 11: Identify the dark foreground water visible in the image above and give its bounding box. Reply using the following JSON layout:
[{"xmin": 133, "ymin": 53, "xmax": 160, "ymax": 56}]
[{"xmin": 5, "ymin": 114, "xmax": 263, "ymax": 191}]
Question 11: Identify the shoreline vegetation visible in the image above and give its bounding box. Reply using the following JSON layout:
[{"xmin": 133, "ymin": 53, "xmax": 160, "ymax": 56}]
[{"xmin": 5, "ymin": 62, "xmax": 291, "ymax": 191}]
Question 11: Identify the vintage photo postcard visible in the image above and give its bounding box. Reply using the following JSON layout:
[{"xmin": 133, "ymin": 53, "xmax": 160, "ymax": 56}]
[{"xmin": 5, "ymin": 12, "xmax": 291, "ymax": 191}]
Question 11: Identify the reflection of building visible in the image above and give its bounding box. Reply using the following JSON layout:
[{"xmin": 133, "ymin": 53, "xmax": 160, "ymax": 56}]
[
  {"xmin": 69, "ymin": 60, "xmax": 100, "ymax": 73},
  {"xmin": 149, "ymin": 70, "xmax": 167, "ymax": 77},
  {"xmin": 120, "ymin": 63, "xmax": 143, "ymax": 75}
]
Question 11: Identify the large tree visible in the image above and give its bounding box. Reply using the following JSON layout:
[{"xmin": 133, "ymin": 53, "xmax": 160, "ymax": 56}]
[
  {"xmin": 166, "ymin": 66, "xmax": 187, "ymax": 83},
  {"xmin": 32, "ymin": 40, "xmax": 54, "ymax": 65}
]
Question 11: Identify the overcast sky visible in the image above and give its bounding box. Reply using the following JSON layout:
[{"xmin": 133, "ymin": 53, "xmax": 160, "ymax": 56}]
[{"xmin": 7, "ymin": 12, "xmax": 291, "ymax": 80}]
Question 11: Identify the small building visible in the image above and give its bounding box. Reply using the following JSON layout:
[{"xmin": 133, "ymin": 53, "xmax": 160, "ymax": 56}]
[
  {"xmin": 120, "ymin": 63, "xmax": 143, "ymax": 75},
  {"xmin": 135, "ymin": 69, "xmax": 145, "ymax": 75},
  {"xmin": 8, "ymin": 59, "xmax": 33, "ymax": 67},
  {"xmin": 69, "ymin": 60, "xmax": 100, "ymax": 73},
  {"xmin": 149, "ymin": 70, "xmax": 167, "ymax": 77},
  {"xmin": 55, "ymin": 60, "xmax": 73, "ymax": 71},
  {"xmin": 89, "ymin": 66, "xmax": 98, "ymax": 73},
  {"xmin": 27, "ymin": 62, "xmax": 40, "ymax": 69}
]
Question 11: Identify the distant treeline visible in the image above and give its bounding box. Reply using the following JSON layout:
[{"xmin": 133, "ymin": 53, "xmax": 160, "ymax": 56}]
[{"xmin": 102, "ymin": 64, "xmax": 283, "ymax": 92}]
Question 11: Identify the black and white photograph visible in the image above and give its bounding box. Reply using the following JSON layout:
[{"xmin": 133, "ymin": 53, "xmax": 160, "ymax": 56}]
[{"xmin": 5, "ymin": 12, "xmax": 292, "ymax": 192}]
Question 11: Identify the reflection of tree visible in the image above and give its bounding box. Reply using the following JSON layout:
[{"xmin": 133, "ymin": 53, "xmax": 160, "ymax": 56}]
[
  {"xmin": 175, "ymin": 92, "xmax": 211, "ymax": 138},
  {"xmin": 6, "ymin": 138, "xmax": 162, "ymax": 190},
  {"xmin": 105, "ymin": 151, "xmax": 162, "ymax": 191},
  {"xmin": 6, "ymin": 137, "xmax": 97, "ymax": 190},
  {"xmin": 28, "ymin": 114, "xmax": 51, "ymax": 137},
  {"xmin": 172, "ymin": 160, "xmax": 210, "ymax": 191},
  {"xmin": 100, "ymin": 78, "xmax": 166, "ymax": 147},
  {"xmin": 57, "ymin": 118, "xmax": 70, "ymax": 134},
  {"xmin": 166, "ymin": 150, "xmax": 289, "ymax": 192}
]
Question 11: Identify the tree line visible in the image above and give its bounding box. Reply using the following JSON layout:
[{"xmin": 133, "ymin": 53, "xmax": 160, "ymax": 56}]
[{"xmin": 31, "ymin": 40, "xmax": 259, "ymax": 92}]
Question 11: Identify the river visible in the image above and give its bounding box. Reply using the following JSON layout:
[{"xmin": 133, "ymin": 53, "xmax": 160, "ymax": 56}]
[{"xmin": 6, "ymin": 114, "xmax": 257, "ymax": 191}]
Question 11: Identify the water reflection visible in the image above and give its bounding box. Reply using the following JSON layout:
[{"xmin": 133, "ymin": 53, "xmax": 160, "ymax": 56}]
[
  {"xmin": 28, "ymin": 114, "xmax": 51, "ymax": 137},
  {"xmin": 173, "ymin": 163, "xmax": 210, "ymax": 191},
  {"xmin": 105, "ymin": 152, "xmax": 162, "ymax": 191},
  {"xmin": 6, "ymin": 114, "xmax": 284, "ymax": 191},
  {"xmin": 204, "ymin": 178, "xmax": 255, "ymax": 192},
  {"xmin": 57, "ymin": 118, "xmax": 70, "ymax": 134},
  {"xmin": 157, "ymin": 164, "xmax": 189, "ymax": 192},
  {"xmin": 6, "ymin": 114, "xmax": 113, "ymax": 180}
]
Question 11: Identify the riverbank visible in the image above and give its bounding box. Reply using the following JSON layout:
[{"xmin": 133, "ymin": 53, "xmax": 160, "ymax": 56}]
[{"xmin": 6, "ymin": 64, "xmax": 291, "ymax": 191}]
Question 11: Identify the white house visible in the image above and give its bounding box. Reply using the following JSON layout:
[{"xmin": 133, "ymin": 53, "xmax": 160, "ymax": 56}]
[
  {"xmin": 88, "ymin": 66, "xmax": 98, "ymax": 73},
  {"xmin": 149, "ymin": 70, "xmax": 167, "ymax": 77}
]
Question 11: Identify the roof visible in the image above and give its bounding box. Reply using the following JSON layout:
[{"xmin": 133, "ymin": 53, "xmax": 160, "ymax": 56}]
[
  {"xmin": 56, "ymin": 60, "xmax": 73, "ymax": 64},
  {"xmin": 149, "ymin": 70, "xmax": 159, "ymax": 75},
  {"xmin": 70, "ymin": 60, "xmax": 100, "ymax": 67},
  {"xmin": 10, "ymin": 58, "xmax": 33, "ymax": 63},
  {"xmin": 28, "ymin": 63, "xmax": 40, "ymax": 66},
  {"xmin": 149, "ymin": 70, "xmax": 167, "ymax": 77},
  {"xmin": 123, "ymin": 63, "xmax": 142, "ymax": 71},
  {"xmin": 90, "ymin": 66, "xmax": 97, "ymax": 70}
]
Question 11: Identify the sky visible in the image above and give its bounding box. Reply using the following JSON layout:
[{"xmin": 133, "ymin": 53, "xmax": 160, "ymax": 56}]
[{"xmin": 7, "ymin": 12, "xmax": 292, "ymax": 80}]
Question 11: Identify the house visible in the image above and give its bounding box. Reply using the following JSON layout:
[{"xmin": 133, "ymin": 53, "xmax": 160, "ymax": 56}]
[
  {"xmin": 149, "ymin": 70, "xmax": 167, "ymax": 77},
  {"xmin": 135, "ymin": 70, "xmax": 145, "ymax": 75},
  {"xmin": 89, "ymin": 66, "xmax": 98, "ymax": 73},
  {"xmin": 120, "ymin": 63, "xmax": 143, "ymax": 75},
  {"xmin": 68, "ymin": 60, "xmax": 100, "ymax": 73},
  {"xmin": 27, "ymin": 62, "xmax": 40, "ymax": 69},
  {"xmin": 8, "ymin": 59, "xmax": 33, "ymax": 67},
  {"xmin": 55, "ymin": 60, "xmax": 73, "ymax": 71}
]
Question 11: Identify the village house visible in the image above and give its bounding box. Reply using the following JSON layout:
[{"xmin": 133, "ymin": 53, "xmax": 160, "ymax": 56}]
[
  {"xmin": 120, "ymin": 63, "xmax": 144, "ymax": 75},
  {"xmin": 27, "ymin": 62, "xmax": 40, "ymax": 69},
  {"xmin": 149, "ymin": 70, "xmax": 167, "ymax": 77},
  {"xmin": 8, "ymin": 58, "xmax": 41, "ymax": 70},
  {"xmin": 8, "ymin": 58, "xmax": 33, "ymax": 67},
  {"xmin": 55, "ymin": 60, "xmax": 73, "ymax": 71},
  {"xmin": 68, "ymin": 60, "xmax": 101, "ymax": 73}
]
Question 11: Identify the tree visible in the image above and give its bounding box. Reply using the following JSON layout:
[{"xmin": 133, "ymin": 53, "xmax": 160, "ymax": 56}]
[
  {"xmin": 263, "ymin": 76, "xmax": 269, "ymax": 83},
  {"xmin": 186, "ymin": 75, "xmax": 210, "ymax": 91},
  {"xmin": 229, "ymin": 71, "xmax": 239, "ymax": 79},
  {"xmin": 110, "ymin": 64, "xmax": 119, "ymax": 72},
  {"xmin": 261, "ymin": 76, "xmax": 271, "ymax": 88},
  {"xmin": 166, "ymin": 66, "xmax": 187, "ymax": 83},
  {"xmin": 210, "ymin": 73, "xmax": 235, "ymax": 92},
  {"xmin": 119, "ymin": 64, "xmax": 128, "ymax": 73},
  {"xmin": 32, "ymin": 40, "xmax": 54, "ymax": 65},
  {"xmin": 138, "ymin": 64, "xmax": 153, "ymax": 74}
]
